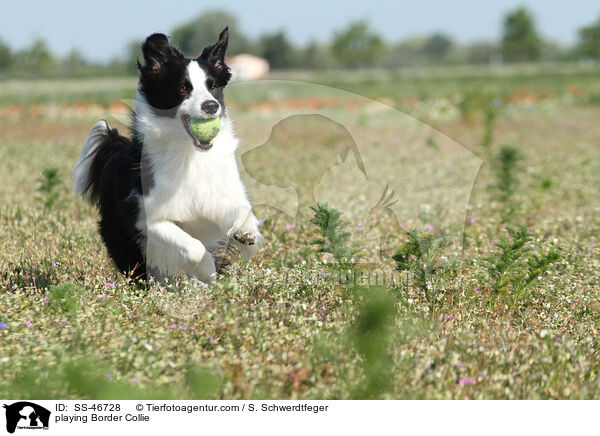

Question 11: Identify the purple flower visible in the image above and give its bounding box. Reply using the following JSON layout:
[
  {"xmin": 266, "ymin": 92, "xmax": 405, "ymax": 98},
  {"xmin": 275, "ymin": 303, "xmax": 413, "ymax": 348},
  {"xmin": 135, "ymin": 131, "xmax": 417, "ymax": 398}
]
[
  {"xmin": 0, "ymin": 322, "xmax": 6, "ymax": 330},
  {"xmin": 468, "ymin": 216, "xmax": 476, "ymax": 224},
  {"xmin": 43, "ymin": 297, "xmax": 50, "ymax": 304},
  {"xmin": 285, "ymin": 224, "xmax": 295, "ymax": 231},
  {"xmin": 426, "ymin": 223, "xmax": 434, "ymax": 231},
  {"xmin": 459, "ymin": 377, "xmax": 476, "ymax": 386},
  {"xmin": 130, "ymin": 377, "xmax": 137, "ymax": 384},
  {"xmin": 374, "ymin": 217, "xmax": 381, "ymax": 224},
  {"xmin": 23, "ymin": 321, "xmax": 32, "ymax": 327},
  {"xmin": 189, "ymin": 326, "xmax": 196, "ymax": 330},
  {"xmin": 456, "ymin": 362, "xmax": 463, "ymax": 368},
  {"xmin": 445, "ymin": 314, "xmax": 454, "ymax": 320},
  {"xmin": 104, "ymin": 283, "xmax": 115, "ymax": 288},
  {"xmin": 474, "ymin": 288, "xmax": 479, "ymax": 293},
  {"xmin": 179, "ymin": 326, "xmax": 188, "ymax": 330},
  {"xmin": 169, "ymin": 324, "xmax": 177, "ymax": 329},
  {"xmin": 52, "ymin": 262, "xmax": 59, "ymax": 268}
]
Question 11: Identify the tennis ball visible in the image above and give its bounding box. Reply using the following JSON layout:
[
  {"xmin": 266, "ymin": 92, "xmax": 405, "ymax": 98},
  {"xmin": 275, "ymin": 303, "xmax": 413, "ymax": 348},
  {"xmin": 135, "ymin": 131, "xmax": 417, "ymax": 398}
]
[{"xmin": 189, "ymin": 117, "xmax": 220, "ymax": 143}]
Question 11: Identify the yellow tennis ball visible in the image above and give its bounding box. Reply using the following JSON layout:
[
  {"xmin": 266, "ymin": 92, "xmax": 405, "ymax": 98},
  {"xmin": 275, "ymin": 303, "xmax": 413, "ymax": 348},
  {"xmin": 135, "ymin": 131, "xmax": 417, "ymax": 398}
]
[{"xmin": 189, "ymin": 117, "xmax": 220, "ymax": 142}]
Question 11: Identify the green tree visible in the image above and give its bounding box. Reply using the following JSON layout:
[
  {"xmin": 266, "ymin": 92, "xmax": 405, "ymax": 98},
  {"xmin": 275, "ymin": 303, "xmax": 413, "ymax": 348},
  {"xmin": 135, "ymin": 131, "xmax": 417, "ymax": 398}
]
[
  {"xmin": 576, "ymin": 14, "xmax": 600, "ymax": 59},
  {"xmin": 256, "ymin": 31, "xmax": 295, "ymax": 69},
  {"xmin": 63, "ymin": 49, "xmax": 87, "ymax": 76},
  {"xmin": 172, "ymin": 10, "xmax": 251, "ymax": 56},
  {"xmin": 300, "ymin": 41, "xmax": 331, "ymax": 70},
  {"xmin": 15, "ymin": 39, "xmax": 54, "ymax": 72},
  {"xmin": 331, "ymin": 21, "xmax": 385, "ymax": 68},
  {"xmin": 466, "ymin": 41, "xmax": 496, "ymax": 64},
  {"xmin": 0, "ymin": 39, "xmax": 11, "ymax": 71},
  {"xmin": 501, "ymin": 7, "xmax": 542, "ymax": 62},
  {"xmin": 422, "ymin": 33, "xmax": 453, "ymax": 60}
]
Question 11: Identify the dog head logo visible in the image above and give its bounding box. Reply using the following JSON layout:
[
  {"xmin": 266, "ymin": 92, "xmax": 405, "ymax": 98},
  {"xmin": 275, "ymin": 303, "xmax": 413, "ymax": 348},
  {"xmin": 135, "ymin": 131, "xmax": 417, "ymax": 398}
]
[{"xmin": 3, "ymin": 402, "xmax": 50, "ymax": 434}]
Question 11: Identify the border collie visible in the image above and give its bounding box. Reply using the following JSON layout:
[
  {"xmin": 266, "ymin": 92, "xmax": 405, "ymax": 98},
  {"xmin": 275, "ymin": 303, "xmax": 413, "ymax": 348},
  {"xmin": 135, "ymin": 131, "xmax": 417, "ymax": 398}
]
[{"xmin": 72, "ymin": 28, "xmax": 263, "ymax": 283}]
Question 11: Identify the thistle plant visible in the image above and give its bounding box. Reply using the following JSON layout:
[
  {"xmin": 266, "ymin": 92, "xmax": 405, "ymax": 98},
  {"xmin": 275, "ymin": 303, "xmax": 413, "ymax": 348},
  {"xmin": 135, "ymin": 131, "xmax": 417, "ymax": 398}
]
[
  {"xmin": 484, "ymin": 226, "xmax": 561, "ymax": 305},
  {"xmin": 36, "ymin": 167, "xmax": 63, "ymax": 210},
  {"xmin": 392, "ymin": 228, "xmax": 450, "ymax": 312},
  {"xmin": 310, "ymin": 202, "xmax": 361, "ymax": 269},
  {"xmin": 481, "ymin": 103, "xmax": 497, "ymax": 149},
  {"xmin": 491, "ymin": 144, "xmax": 523, "ymax": 222}
]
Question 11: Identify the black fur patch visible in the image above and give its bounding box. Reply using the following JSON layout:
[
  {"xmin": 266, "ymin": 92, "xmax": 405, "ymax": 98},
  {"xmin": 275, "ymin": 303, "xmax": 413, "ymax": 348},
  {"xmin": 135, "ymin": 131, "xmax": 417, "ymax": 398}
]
[{"xmin": 86, "ymin": 126, "xmax": 147, "ymax": 280}]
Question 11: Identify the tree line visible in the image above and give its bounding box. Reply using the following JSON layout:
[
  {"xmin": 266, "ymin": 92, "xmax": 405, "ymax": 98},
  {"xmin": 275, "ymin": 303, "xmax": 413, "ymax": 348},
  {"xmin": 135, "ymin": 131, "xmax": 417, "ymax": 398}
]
[{"xmin": 2, "ymin": 7, "xmax": 600, "ymax": 77}]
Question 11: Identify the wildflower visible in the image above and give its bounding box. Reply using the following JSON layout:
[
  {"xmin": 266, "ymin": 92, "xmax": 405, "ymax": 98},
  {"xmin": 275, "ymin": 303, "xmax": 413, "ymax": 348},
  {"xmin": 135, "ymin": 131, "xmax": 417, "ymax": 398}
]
[
  {"xmin": 374, "ymin": 217, "xmax": 381, "ymax": 224},
  {"xmin": 104, "ymin": 283, "xmax": 115, "ymax": 288},
  {"xmin": 23, "ymin": 321, "xmax": 32, "ymax": 327},
  {"xmin": 426, "ymin": 223, "xmax": 434, "ymax": 231},
  {"xmin": 52, "ymin": 262, "xmax": 59, "ymax": 268},
  {"xmin": 43, "ymin": 297, "xmax": 50, "ymax": 304},
  {"xmin": 456, "ymin": 362, "xmax": 463, "ymax": 368},
  {"xmin": 459, "ymin": 377, "xmax": 476, "ymax": 385},
  {"xmin": 468, "ymin": 216, "xmax": 476, "ymax": 224},
  {"xmin": 130, "ymin": 377, "xmax": 137, "ymax": 384},
  {"xmin": 445, "ymin": 314, "xmax": 454, "ymax": 320},
  {"xmin": 285, "ymin": 224, "xmax": 295, "ymax": 230},
  {"xmin": 169, "ymin": 324, "xmax": 177, "ymax": 329},
  {"xmin": 0, "ymin": 322, "xmax": 6, "ymax": 330}
]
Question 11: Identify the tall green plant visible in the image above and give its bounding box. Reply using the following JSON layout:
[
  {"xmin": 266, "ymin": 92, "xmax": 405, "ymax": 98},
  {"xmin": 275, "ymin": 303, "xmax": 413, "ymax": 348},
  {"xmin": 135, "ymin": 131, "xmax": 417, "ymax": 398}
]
[
  {"xmin": 310, "ymin": 202, "xmax": 361, "ymax": 269},
  {"xmin": 484, "ymin": 226, "xmax": 560, "ymax": 305},
  {"xmin": 36, "ymin": 167, "xmax": 63, "ymax": 210},
  {"xmin": 392, "ymin": 229, "xmax": 450, "ymax": 312},
  {"xmin": 491, "ymin": 144, "xmax": 523, "ymax": 222},
  {"xmin": 481, "ymin": 103, "xmax": 497, "ymax": 149}
]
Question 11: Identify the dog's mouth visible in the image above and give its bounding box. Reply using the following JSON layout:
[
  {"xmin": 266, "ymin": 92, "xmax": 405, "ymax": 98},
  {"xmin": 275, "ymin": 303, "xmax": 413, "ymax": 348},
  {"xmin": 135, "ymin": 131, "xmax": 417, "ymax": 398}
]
[{"xmin": 181, "ymin": 115, "xmax": 214, "ymax": 151}]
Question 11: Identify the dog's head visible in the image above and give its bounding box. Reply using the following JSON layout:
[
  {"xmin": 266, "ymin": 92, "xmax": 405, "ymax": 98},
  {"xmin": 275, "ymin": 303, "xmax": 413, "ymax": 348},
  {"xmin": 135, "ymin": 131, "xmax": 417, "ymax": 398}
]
[{"xmin": 137, "ymin": 28, "xmax": 231, "ymax": 150}]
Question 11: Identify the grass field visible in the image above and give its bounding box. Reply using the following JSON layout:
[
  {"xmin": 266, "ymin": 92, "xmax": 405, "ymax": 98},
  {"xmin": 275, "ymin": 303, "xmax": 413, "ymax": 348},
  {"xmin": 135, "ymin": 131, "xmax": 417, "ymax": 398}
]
[{"xmin": 0, "ymin": 65, "xmax": 599, "ymax": 399}]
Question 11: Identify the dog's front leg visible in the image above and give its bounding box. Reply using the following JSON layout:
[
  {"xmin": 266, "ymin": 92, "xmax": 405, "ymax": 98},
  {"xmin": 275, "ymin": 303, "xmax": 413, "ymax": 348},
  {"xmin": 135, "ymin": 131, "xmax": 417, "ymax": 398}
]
[
  {"xmin": 145, "ymin": 221, "xmax": 216, "ymax": 282},
  {"xmin": 227, "ymin": 205, "xmax": 264, "ymax": 259}
]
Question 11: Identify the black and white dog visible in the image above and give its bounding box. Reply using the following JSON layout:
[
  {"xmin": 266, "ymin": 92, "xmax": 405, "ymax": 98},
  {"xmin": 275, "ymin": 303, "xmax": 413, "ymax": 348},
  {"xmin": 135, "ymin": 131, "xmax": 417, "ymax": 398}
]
[{"xmin": 72, "ymin": 28, "xmax": 263, "ymax": 283}]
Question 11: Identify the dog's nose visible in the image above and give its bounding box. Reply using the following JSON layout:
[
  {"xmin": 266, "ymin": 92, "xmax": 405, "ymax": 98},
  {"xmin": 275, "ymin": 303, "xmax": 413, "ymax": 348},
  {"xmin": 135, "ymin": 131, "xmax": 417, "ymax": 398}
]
[{"xmin": 201, "ymin": 100, "xmax": 219, "ymax": 115}]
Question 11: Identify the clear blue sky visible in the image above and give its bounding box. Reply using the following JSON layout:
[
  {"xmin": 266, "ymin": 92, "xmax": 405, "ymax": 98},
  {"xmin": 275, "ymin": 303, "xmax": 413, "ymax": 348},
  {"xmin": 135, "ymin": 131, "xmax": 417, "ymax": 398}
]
[{"xmin": 1, "ymin": 0, "xmax": 599, "ymax": 61}]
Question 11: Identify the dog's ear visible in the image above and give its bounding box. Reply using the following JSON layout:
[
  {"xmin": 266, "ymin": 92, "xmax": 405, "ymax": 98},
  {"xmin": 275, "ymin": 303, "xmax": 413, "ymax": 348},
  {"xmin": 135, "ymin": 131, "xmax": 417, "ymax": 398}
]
[
  {"xmin": 199, "ymin": 27, "xmax": 230, "ymax": 74},
  {"xmin": 139, "ymin": 33, "xmax": 183, "ymax": 74}
]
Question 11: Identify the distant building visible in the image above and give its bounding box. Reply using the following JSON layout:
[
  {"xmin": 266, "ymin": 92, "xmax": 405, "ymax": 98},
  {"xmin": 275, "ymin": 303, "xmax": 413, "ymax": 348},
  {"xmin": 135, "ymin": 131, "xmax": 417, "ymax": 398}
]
[{"xmin": 226, "ymin": 54, "xmax": 269, "ymax": 81}]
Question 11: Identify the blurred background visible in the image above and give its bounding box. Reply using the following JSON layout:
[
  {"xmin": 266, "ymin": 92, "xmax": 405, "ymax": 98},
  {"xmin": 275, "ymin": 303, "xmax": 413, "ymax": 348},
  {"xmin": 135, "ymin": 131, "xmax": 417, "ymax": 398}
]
[{"xmin": 1, "ymin": 1, "xmax": 600, "ymax": 78}]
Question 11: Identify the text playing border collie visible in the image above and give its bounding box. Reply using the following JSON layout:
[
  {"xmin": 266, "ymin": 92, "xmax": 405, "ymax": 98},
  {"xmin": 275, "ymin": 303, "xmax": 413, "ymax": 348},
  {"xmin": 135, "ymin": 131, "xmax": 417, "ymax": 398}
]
[{"xmin": 72, "ymin": 28, "xmax": 263, "ymax": 283}]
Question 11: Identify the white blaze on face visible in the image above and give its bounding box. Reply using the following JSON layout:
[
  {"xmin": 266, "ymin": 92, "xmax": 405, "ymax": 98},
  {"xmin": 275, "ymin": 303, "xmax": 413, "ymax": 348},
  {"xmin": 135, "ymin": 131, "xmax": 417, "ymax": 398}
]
[{"xmin": 178, "ymin": 61, "xmax": 221, "ymax": 119}]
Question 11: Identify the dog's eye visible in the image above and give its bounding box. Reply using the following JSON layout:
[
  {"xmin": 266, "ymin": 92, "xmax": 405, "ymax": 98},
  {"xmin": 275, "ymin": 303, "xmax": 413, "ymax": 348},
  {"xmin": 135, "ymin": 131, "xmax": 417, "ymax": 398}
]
[{"xmin": 179, "ymin": 86, "xmax": 187, "ymax": 94}]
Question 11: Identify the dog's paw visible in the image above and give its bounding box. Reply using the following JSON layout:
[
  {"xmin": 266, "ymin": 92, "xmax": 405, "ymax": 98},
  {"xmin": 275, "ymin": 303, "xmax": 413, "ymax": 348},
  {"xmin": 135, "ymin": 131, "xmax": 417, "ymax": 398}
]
[
  {"xmin": 186, "ymin": 244, "xmax": 217, "ymax": 282},
  {"xmin": 233, "ymin": 230, "xmax": 257, "ymax": 246}
]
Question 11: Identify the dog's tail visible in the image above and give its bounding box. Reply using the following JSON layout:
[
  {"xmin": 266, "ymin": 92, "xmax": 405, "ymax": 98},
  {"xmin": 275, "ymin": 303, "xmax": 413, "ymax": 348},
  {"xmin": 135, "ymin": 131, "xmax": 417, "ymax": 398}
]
[{"xmin": 72, "ymin": 120, "xmax": 130, "ymax": 205}]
